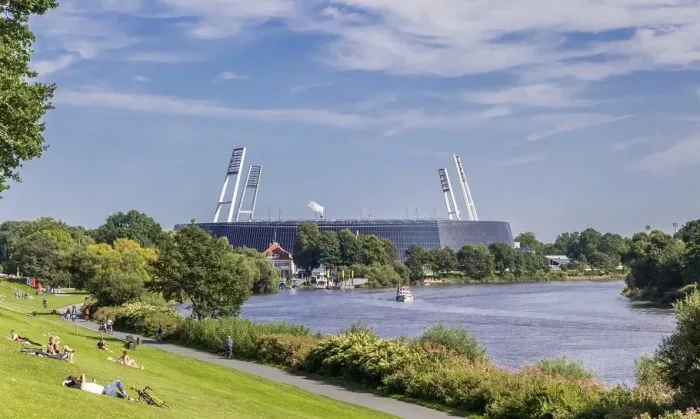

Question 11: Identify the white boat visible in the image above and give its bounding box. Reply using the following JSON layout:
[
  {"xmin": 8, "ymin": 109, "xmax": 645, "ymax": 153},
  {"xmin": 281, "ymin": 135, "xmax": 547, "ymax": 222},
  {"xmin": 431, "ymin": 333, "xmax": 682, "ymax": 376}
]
[{"xmin": 396, "ymin": 285, "xmax": 414, "ymax": 303}]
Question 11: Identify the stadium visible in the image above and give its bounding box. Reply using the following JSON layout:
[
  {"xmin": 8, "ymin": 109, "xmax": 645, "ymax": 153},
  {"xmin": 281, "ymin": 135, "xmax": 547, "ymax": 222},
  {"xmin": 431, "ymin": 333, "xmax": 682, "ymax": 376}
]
[{"xmin": 181, "ymin": 147, "xmax": 514, "ymax": 261}]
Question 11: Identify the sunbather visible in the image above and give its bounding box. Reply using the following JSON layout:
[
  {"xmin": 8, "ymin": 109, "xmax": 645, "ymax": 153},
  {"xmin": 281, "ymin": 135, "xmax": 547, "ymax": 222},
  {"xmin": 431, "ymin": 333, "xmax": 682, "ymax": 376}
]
[
  {"xmin": 117, "ymin": 351, "xmax": 138, "ymax": 368},
  {"xmin": 10, "ymin": 330, "xmax": 42, "ymax": 346},
  {"xmin": 97, "ymin": 338, "xmax": 108, "ymax": 351},
  {"xmin": 62, "ymin": 374, "xmax": 128, "ymax": 399},
  {"xmin": 47, "ymin": 336, "xmax": 75, "ymax": 363}
]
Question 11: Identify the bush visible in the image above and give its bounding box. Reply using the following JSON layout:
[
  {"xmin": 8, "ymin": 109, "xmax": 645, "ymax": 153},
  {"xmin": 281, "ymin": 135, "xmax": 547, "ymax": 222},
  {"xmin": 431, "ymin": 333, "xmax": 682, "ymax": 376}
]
[
  {"xmin": 303, "ymin": 330, "xmax": 425, "ymax": 387},
  {"xmin": 176, "ymin": 316, "xmax": 312, "ymax": 359},
  {"xmin": 94, "ymin": 303, "xmax": 184, "ymax": 338},
  {"xmin": 417, "ymin": 323, "xmax": 486, "ymax": 361},
  {"xmin": 257, "ymin": 334, "xmax": 321, "ymax": 369},
  {"xmin": 532, "ymin": 355, "xmax": 595, "ymax": 380}
]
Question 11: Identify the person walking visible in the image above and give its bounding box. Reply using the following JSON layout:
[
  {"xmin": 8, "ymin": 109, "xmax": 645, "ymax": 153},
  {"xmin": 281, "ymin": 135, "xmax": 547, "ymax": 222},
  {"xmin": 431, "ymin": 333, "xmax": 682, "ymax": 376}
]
[
  {"xmin": 42, "ymin": 298, "xmax": 47, "ymax": 309},
  {"xmin": 225, "ymin": 336, "xmax": 233, "ymax": 359},
  {"xmin": 156, "ymin": 326, "xmax": 163, "ymax": 342}
]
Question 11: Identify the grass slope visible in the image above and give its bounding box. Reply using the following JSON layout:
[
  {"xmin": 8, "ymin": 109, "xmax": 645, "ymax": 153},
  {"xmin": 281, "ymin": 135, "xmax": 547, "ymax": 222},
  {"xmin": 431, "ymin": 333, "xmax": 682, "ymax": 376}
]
[
  {"xmin": 0, "ymin": 281, "xmax": 88, "ymax": 311},
  {"xmin": 0, "ymin": 308, "xmax": 393, "ymax": 419}
]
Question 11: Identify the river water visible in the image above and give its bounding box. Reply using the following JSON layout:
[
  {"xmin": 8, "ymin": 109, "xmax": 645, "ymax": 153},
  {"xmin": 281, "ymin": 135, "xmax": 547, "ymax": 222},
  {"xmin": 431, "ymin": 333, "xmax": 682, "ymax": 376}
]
[{"xmin": 237, "ymin": 280, "xmax": 675, "ymax": 385}]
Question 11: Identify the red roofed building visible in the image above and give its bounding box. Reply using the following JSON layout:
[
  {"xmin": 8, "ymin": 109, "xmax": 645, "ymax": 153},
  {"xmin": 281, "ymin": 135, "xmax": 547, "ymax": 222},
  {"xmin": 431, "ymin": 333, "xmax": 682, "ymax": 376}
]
[{"xmin": 262, "ymin": 241, "xmax": 295, "ymax": 279}]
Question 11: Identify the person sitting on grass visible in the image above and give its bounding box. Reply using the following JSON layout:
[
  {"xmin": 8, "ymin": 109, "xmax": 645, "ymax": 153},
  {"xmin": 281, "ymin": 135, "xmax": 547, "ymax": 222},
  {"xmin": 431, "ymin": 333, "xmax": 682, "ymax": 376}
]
[
  {"xmin": 10, "ymin": 330, "xmax": 42, "ymax": 346},
  {"xmin": 47, "ymin": 336, "xmax": 75, "ymax": 363},
  {"xmin": 97, "ymin": 338, "xmax": 109, "ymax": 351},
  {"xmin": 117, "ymin": 351, "xmax": 139, "ymax": 368},
  {"xmin": 62, "ymin": 374, "xmax": 128, "ymax": 399}
]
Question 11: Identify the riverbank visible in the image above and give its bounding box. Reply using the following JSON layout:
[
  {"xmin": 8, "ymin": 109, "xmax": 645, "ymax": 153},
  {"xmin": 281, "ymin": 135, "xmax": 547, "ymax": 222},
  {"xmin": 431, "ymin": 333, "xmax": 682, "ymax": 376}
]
[{"xmin": 423, "ymin": 273, "xmax": 624, "ymax": 286}]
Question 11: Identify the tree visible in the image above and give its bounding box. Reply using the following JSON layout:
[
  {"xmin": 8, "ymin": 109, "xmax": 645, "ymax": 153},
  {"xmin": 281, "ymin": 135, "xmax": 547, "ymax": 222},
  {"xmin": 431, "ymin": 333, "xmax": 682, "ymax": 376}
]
[
  {"xmin": 514, "ymin": 232, "xmax": 544, "ymax": 254},
  {"xmin": 12, "ymin": 229, "xmax": 75, "ymax": 287},
  {"xmin": 380, "ymin": 237, "xmax": 399, "ymax": 262},
  {"xmin": 233, "ymin": 247, "xmax": 279, "ymax": 294},
  {"xmin": 428, "ymin": 247, "xmax": 457, "ymax": 277},
  {"xmin": 677, "ymin": 220, "xmax": 700, "ymax": 244},
  {"xmin": 317, "ymin": 231, "xmax": 340, "ymax": 268},
  {"xmin": 488, "ymin": 242, "xmax": 517, "ymax": 273},
  {"xmin": 338, "ymin": 229, "xmax": 361, "ymax": 267},
  {"xmin": 513, "ymin": 252, "xmax": 545, "ymax": 278},
  {"xmin": 92, "ymin": 210, "xmax": 166, "ymax": 249},
  {"xmin": 404, "ymin": 245, "xmax": 427, "ymax": 281},
  {"xmin": 79, "ymin": 238, "xmax": 157, "ymax": 305},
  {"xmin": 625, "ymin": 230, "xmax": 685, "ymax": 298},
  {"xmin": 0, "ymin": 0, "xmax": 58, "ymax": 195},
  {"xmin": 682, "ymin": 228, "xmax": 700, "ymax": 286},
  {"xmin": 150, "ymin": 225, "xmax": 255, "ymax": 319},
  {"xmin": 551, "ymin": 232, "xmax": 579, "ymax": 256},
  {"xmin": 587, "ymin": 251, "xmax": 617, "ymax": 270},
  {"xmin": 598, "ymin": 233, "xmax": 628, "ymax": 264},
  {"xmin": 293, "ymin": 222, "xmax": 321, "ymax": 275},
  {"xmin": 456, "ymin": 245, "xmax": 494, "ymax": 281},
  {"xmin": 358, "ymin": 235, "xmax": 390, "ymax": 265}
]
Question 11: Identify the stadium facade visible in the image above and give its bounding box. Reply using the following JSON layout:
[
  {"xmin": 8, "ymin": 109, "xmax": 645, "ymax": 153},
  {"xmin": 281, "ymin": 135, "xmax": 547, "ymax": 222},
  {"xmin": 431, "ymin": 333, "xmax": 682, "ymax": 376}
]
[
  {"xmin": 189, "ymin": 219, "xmax": 514, "ymax": 262},
  {"xmin": 180, "ymin": 146, "xmax": 515, "ymax": 262}
]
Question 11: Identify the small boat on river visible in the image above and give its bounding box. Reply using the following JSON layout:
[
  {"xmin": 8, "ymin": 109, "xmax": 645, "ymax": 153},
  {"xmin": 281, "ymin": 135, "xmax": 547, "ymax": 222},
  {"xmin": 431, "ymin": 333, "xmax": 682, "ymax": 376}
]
[{"xmin": 396, "ymin": 284, "xmax": 414, "ymax": 303}]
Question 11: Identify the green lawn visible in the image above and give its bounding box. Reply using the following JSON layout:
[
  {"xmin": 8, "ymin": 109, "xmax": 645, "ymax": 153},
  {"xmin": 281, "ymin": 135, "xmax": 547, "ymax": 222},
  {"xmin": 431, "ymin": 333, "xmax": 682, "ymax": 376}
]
[
  {"xmin": 0, "ymin": 308, "xmax": 393, "ymax": 419},
  {"xmin": 0, "ymin": 281, "xmax": 88, "ymax": 312}
]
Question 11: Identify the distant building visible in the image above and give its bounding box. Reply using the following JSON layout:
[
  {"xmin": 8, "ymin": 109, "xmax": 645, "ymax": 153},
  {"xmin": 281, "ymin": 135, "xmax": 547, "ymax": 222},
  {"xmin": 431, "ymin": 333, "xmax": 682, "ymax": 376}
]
[
  {"xmin": 545, "ymin": 255, "xmax": 572, "ymax": 270},
  {"xmin": 262, "ymin": 241, "xmax": 295, "ymax": 279}
]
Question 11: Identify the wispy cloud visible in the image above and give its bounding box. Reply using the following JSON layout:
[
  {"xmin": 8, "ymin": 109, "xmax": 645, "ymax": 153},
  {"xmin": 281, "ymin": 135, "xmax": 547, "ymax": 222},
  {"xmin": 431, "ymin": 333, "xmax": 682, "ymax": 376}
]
[
  {"xmin": 496, "ymin": 155, "xmax": 545, "ymax": 167},
  {"xmin": 134, "ymin": 75, "xmax": 149, "ymax": 82},
  {"xmin": 54, "ymin": 88, "xmax": 366, "ymax": 128},
  {"xmin": 127, "ymin": 52, "xmax": 203, "ymax": 63},
  {"xmin": 526, "ymin": 113, "xmax": 633, "ymax": 142},
  {"xmin": 463, "ymin": 83, "xmax": 592, "ymax": 108},
  {"xmin": 609, "ymin": 139, "xmax": 645, "ymax": 151},
  {"xmin": 218, "ymin": 71, "xmax": 249, "ymax": 81},
  {"xmin": 627, "ymin": 135, "xmax": 700, "ymax": 172},
  {"xmin": 32, "ymin": 54, "xmax": 76, "ymax": 76},
  {"xmin": 289, "ymin": 81, "xmax": 336, "ymax": 94}
]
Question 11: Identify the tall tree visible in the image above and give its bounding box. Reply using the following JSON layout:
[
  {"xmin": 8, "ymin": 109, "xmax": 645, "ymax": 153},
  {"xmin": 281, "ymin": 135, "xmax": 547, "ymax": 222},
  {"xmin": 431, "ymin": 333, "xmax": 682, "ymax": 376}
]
[
  {"xmin": 358, "ymin": 235, "xmax": 390, "ymax": 265},
  {"xmin": 677, "ymin": 220, "xmax": 700, "ymax": 244},
  {"xmin": 151, "ymin": 225, "xmax": 255, "ymax": 319},
  {"xmin": 92, "ymin": 210, "xmax": 166, "ymax": 249},
  {"xmin": 0, "ymin": 0, "xmax": 58, "ymax": 195},
  {"xmin": 233, "ymin": 247, "xmax": 279, "ymax": 294},
  {"xmin": 488, "ymin": 242, "xmax": 517, "ymax": 273},
  {"xmin": 404, "ymin": 245, "xmax": 427, "ymax": 281},
  {"xmin": 513, "ymin": 252, "xmax": 545, "ymax": 278},
  {"xmin": 457, "ymin": 245, "xmax": 494, "ymax": 281},
  {"xmin": 317, "ymin": 230, "xmax": 340, "ymax": 268},
  {"xmin": 338, "ymin": 228, "xmax": 361, "ymax": 267},
  {"xmin": 293, "ymin": 222, "xmax": 321, "ymax": 275},
  {"xmin": 428, "ymin": 247, "xmax": 457, "ymax": 277},
  {"xmin": 514, "ymin": 232, "xmax": 544, "ymax": 254},
  {"xmin": 12, "ymin": 229, "xmax": 75, "ymax": 286}
]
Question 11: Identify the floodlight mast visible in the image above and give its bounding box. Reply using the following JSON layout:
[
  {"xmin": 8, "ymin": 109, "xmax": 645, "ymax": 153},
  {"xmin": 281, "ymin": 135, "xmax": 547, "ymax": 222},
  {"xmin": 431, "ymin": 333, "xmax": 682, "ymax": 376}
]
[
  {"xmin": 213, "ymin": 147, "xmax": 247, "ymax": 222},
  {"xmin": 438, "ymin": 168, "xmax": 460, "ymax": 220},
  {"xmin": 235, "ymin": 165, "xmax": 262, "ymax": 221},
  {"xmin": 452, "ymin": 154, "xmax": 479, "ymax": 221}
]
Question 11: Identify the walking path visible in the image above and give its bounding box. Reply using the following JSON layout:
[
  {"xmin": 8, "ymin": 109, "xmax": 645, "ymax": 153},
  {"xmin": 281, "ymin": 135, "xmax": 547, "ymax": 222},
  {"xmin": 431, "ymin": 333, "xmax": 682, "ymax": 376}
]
[{"xmin": 56, "ymin": 306, "xmax": 454, "ymax": 419}]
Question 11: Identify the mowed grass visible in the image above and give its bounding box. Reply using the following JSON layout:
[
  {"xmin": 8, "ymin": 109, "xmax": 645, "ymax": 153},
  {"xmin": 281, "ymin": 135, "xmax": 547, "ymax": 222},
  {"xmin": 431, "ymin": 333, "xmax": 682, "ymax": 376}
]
[
  {"xmin": 0, "ymin": 281, "xmax": 88, "ymax": 312},
  {"xmin": 0, "ymin": 308, "xmax": 394, "ymax": 419}
]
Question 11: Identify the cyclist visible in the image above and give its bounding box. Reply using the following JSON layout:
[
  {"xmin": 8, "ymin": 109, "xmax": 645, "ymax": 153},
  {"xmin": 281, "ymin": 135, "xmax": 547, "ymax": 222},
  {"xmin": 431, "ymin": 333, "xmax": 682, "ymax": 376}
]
[{"xmin": 225, "ymin": 335, "xmax": 233, "ymax": 359}]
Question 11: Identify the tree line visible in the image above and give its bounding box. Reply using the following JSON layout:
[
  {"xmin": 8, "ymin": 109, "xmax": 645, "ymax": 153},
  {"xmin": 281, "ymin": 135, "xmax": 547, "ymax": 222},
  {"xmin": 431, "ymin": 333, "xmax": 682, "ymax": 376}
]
[
  {"xmin": 293, "ymin": 222, "xmax": 409, "ymax": 287},
  {"xmin": 0, "ymin": 211, "xmax": 279, "ymax": 318}
]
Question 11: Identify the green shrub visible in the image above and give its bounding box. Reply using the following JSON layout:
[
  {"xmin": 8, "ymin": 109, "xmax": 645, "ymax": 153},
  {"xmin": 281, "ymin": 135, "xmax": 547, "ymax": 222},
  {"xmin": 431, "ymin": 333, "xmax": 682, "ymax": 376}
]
[
  {"xmin": 303, "ymin": 331, "xmax": 425, "ymax": 387},
  {"xmin": 418, "ymin": 323, "xmax": 486, "ymax": 361},
  {"xmin": 532, "ymin": 356, "xmax": 595, "ymax": 380},
  {"xmin": 177, "ymin": 316, "xmax": 312, "ymax": 359},
  {"xmin": 257, "ymin": 334, "xmax": 321, "ymax": 369},
  {"xmin": 640, "ymin": 408, "xmax": 700, "ymax": 419},
  {"xmin": 340, "ymin": 320, "xmax": 377, "ymax": 336}
]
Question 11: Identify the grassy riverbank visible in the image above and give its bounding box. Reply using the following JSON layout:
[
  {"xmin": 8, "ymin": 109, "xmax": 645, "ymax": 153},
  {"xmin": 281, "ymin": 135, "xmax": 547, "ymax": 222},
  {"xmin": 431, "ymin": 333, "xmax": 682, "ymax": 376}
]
[
  {"xmin": 0, "ymin": 307, "xmax": 393, "ymax": 419},
  {"xmin": 0, "ymin": 281, "xmax": 88, "ymax": 311},
  {"xmin": 427, "ymin": 272, "xmax": 624, "ymax": 285}
]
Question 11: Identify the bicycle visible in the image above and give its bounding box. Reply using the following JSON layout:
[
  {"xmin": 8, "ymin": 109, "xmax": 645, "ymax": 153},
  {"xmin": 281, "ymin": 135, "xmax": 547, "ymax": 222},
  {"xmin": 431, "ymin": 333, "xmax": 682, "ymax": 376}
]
[{"xmin": 130, "ymin": 385, "xmax": 170, "ymax": 409}]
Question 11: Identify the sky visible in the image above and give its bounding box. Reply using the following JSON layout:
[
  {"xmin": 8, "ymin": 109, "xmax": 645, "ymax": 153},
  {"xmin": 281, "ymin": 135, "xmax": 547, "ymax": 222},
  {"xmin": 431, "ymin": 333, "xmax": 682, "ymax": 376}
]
[{"xmin": 2, "ymin": 0, "xmax": 700, "ymax": 242}]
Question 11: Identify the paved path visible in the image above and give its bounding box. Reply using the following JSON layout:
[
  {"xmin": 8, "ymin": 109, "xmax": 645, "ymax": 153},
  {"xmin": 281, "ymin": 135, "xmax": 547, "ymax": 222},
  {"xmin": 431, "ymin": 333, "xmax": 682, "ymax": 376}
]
[{"xmin": 60, "ymin": 310, "xmax": 454, "ymax": 419}]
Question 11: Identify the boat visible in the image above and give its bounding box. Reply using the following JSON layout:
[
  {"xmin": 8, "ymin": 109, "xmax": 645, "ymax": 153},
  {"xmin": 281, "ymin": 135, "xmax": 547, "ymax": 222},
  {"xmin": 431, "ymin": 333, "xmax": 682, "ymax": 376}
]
[
  {"xmin": 279, "ymin": 281, "xmax": 287, "ymax": 290},
  {"xmin": 396, "ymin": 284, "xmax": 414, "ymax": 303}
]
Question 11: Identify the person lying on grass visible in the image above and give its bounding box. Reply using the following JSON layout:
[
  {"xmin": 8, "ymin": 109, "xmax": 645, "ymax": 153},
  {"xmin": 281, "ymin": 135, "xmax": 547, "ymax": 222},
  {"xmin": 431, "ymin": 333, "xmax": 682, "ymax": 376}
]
[
  {"xmin": 47, "ymin": 336, "xmax": 75, "ymax": 363},
  {"xmin": 62, "ymin": 374, "xmax": 128, "ymax": 399},
  {"xmin": 10, "ymin": 330, "xmax": 42, "ymax": 346}
]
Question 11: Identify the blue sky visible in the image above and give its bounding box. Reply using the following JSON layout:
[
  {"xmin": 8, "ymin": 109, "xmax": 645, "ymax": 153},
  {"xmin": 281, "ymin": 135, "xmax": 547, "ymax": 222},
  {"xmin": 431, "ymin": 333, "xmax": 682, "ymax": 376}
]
[{"xmin": 2, "ymin": 0, "xmax": 700, "ymax": 241}]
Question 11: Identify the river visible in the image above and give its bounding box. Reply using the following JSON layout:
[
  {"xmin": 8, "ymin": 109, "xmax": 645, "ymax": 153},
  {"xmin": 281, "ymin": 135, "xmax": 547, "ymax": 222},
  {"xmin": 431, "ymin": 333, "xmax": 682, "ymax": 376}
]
[{"xmin": 236, "ymin": 280, "xmax": 675, "ymax": 385}]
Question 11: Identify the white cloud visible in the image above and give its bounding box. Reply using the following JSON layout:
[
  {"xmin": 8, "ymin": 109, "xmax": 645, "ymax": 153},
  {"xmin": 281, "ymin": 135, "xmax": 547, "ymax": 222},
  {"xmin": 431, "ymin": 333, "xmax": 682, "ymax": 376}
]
[
  {"xmin": 628, "ymin": 135, "xmax": 700, "ymax": 172},
  {"xmin": 127, "ymin": 52, "xmax": 203, "ymax": 63},
  {"xmin": 496, "ymin": 155, "xmax": 545, "ymax": 167},
  {"xmin": 134, "ymin": 75, "xmax": 149, "ymax": 82},
  {"xmin": 609, "ymin": 139, "xmax": 645, "ymax": 151},
  {"xmin": 53, "ymin": 87, "xmax": 367, "ymax": 128},
  {"xmin": 32, "ymin": 55, "xmax": 76, "ymax": 76},
  {"xmin": 463, "ymin": 83, "xmax": 591, "ymax": 108},
  {"xmin": 526, "ymin": 113, "xmax": 633, "ymax": 141},
  {"xmin": 218, "ymin": 71, "xmax": 249, "ymax": 80}
]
